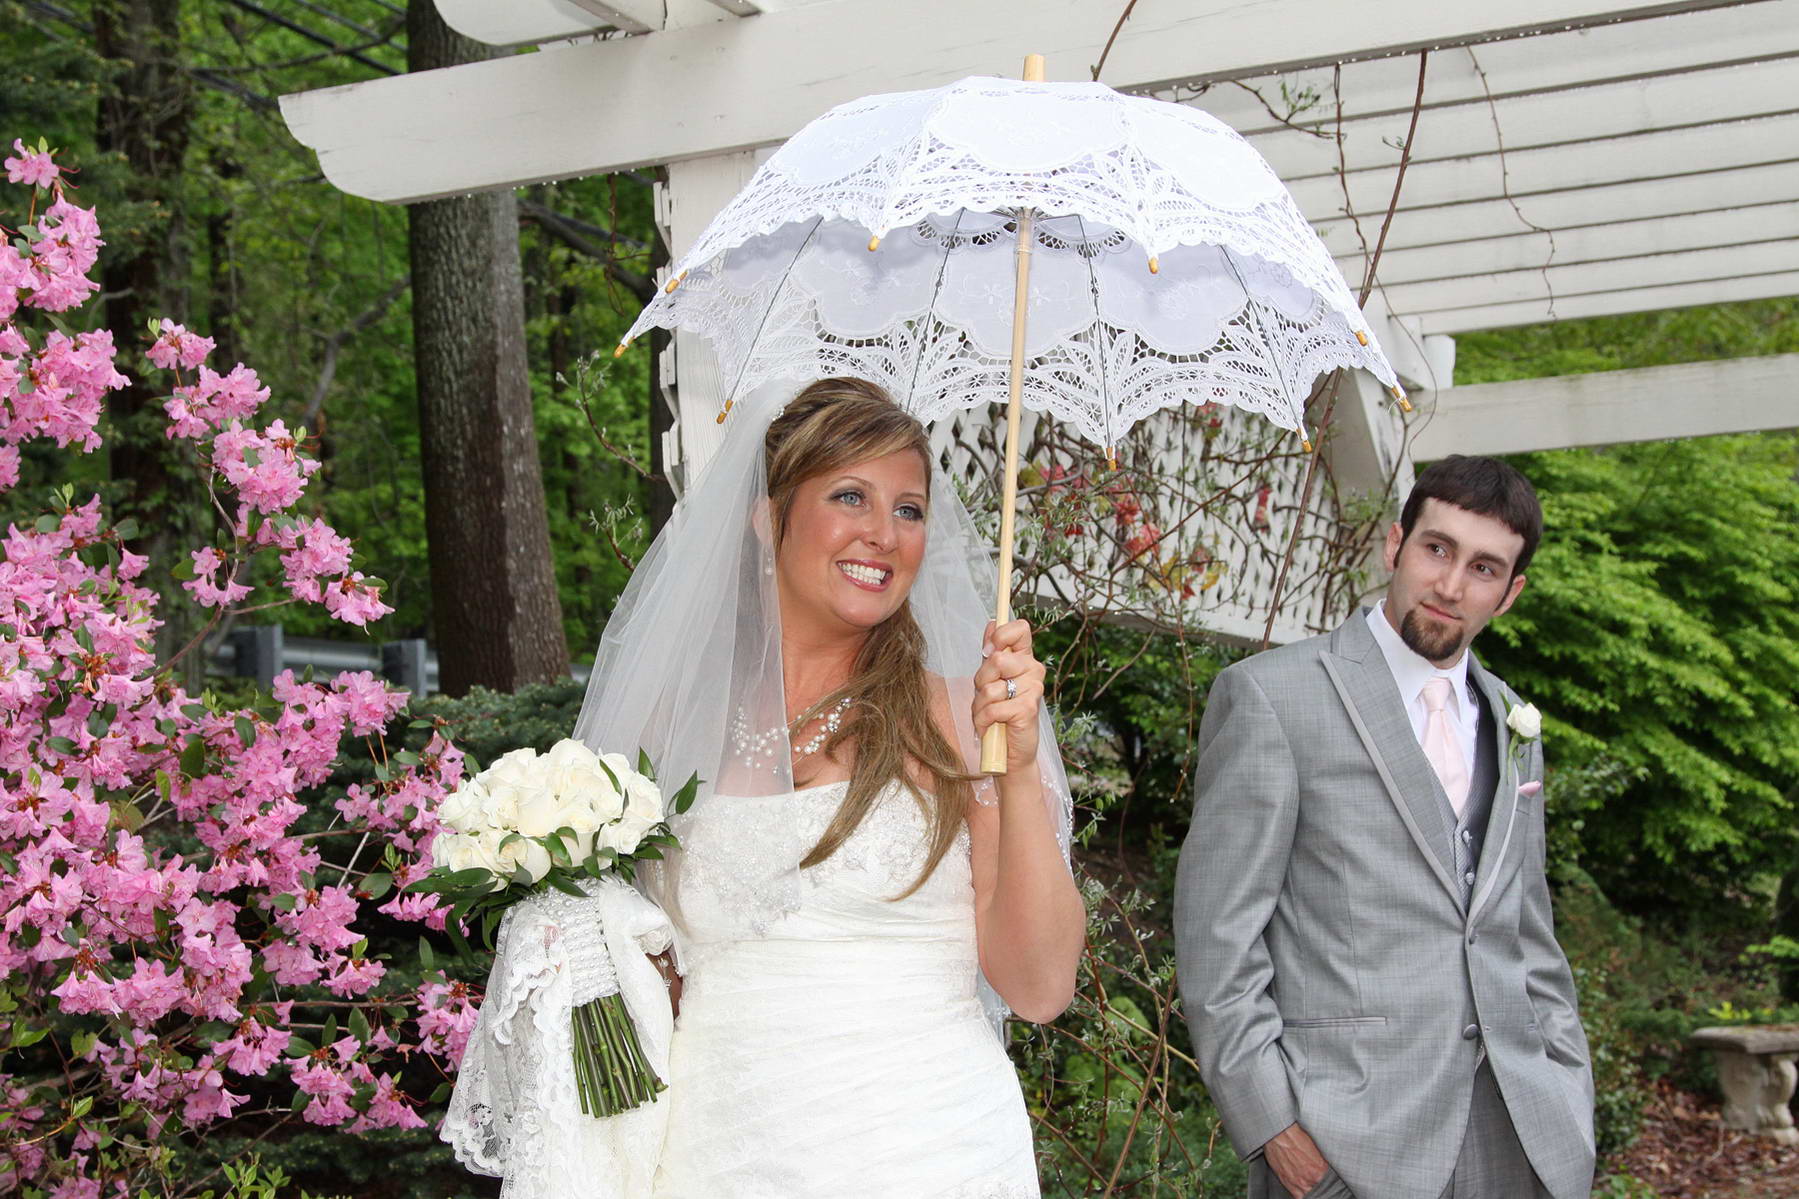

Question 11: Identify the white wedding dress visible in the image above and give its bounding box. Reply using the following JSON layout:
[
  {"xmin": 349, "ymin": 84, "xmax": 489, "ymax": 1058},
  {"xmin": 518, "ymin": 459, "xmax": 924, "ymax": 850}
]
[{"xmin": 650, "ymin": 779, "xmax": 1041, "ymax": 1198}]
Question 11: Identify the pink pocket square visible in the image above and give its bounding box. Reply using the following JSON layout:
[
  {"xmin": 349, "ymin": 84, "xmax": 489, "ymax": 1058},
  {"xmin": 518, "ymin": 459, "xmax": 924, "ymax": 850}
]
[{"xmin": 1517, "ymin": 780, "xmax": 1542, "ymax": 798}]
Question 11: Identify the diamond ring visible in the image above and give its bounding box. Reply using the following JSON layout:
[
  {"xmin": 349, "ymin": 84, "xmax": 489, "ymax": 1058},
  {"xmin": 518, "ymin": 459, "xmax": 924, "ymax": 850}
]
[{"xmin": 1005, "ymin": 678, "xmax": 1017, "ymax": 701}]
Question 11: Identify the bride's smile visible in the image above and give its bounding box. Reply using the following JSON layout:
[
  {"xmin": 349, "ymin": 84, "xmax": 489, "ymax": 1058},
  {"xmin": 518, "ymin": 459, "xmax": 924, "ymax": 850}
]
[{"xmin": 773, "ymin": 450, "xmax": 929, "ymax": 635}]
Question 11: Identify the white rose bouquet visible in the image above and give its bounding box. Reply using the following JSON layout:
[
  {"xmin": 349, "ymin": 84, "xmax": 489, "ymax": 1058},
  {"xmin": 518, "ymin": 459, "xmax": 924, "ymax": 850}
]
[{"xmin": 416, "ymin": 739, "xmax": 698, "ymax": 1118}]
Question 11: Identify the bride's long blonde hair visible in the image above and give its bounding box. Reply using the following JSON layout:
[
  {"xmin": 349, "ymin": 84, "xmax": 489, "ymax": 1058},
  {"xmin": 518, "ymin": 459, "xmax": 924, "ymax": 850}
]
[{"xmin": 766, "ymin": 378, "xmax": 975, "ymax": 896}]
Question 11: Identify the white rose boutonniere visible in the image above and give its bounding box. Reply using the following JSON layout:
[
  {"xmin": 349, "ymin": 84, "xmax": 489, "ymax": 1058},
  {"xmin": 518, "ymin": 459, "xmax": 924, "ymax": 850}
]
[{"xmin": 1506, "ymin": 702, "xmax": 1542, "ymax": 742}]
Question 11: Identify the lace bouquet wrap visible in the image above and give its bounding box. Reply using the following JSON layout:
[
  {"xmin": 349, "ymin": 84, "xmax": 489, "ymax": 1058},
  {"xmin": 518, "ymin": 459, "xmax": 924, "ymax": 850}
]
[{"xmin": 418, "ymin": 740, "xmax": 698, "ymax": 1128}]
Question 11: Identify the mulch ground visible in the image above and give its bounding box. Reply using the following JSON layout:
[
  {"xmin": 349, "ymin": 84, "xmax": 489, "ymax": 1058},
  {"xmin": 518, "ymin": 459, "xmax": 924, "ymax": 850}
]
[{"xmin": 1607, "ymin": 1081, "xmax": 1799, "ymax": 1197}]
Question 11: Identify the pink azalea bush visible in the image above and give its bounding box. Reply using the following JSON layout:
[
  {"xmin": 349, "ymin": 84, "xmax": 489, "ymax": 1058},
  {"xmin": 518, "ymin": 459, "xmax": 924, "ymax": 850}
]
[{"xmin": 0, "ymin": 140, "xmax": 476, "ymax": 1196}]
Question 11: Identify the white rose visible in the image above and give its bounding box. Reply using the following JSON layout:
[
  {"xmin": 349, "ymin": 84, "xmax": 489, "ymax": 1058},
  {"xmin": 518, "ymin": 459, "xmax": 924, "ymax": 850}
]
[
  {"xmin": 1506, "ymin": 702, "xmax": 1543, "ymax": 740},
  {"xmin": 542, "ymin": 739, "xmax": 625, "ymax": 825},
  {"xmin": 595, "ymin": 754, "xmax": 666, "ymax": 856},
  {"xmin": 481, "ymin": 747, "xmax": 546, "ymax": 833},
  {"xmin": 429, "ymin": 829, "xmax": 460, "ymax": 870},
  {"xmin": 496, "ymin": 835, "xmax": 553, "ymax": 885},
  {"xmin": 436, "ymin": 778, "xmax": 491, "ymax": 834},
  {"xmin": 434, "ymin": 831, "xmax": 507, "ymax": 891},
  {"xmin": 516, "ymin": 786, "xmax": 602, "ymax": 849}
]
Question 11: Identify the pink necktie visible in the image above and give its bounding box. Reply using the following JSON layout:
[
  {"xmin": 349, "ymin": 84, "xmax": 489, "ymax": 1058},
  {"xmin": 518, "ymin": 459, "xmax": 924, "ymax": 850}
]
[{"xmin": 1421, "ymin": 678, "xmax": 1470, "ymax": 818}]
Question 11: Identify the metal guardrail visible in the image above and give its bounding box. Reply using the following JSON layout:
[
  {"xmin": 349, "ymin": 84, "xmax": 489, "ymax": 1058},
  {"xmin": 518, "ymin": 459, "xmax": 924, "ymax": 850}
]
[{"xmin": 209, "ymin": 626, "xmax": 591, "ymax": 697}]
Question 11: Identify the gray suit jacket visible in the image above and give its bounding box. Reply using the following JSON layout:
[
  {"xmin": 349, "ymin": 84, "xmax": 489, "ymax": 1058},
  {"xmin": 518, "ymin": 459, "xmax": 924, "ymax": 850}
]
[{"xmin": 1174, "ymin": 613, "xmax": 1595, "ymax": 1199}]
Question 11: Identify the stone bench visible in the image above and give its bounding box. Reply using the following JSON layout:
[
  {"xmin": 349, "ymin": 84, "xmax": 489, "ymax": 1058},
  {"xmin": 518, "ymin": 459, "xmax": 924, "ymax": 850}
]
[{"xmin": 1689, "ymin": 1024, "xmax": 1799, "ymax": 1144}]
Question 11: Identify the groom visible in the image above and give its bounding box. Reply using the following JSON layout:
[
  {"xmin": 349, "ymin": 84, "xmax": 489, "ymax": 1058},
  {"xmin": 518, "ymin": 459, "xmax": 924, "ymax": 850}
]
[{"xmin": 1175, "ymin": 457, "xmax": 1594, "ymax": 1199}]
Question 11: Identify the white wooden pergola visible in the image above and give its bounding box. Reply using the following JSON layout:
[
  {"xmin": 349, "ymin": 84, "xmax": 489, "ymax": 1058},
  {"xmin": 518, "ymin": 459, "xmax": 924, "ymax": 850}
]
[{"xmin": 280, "ymin": 0, "xmax": 1799, "ymax": 642}]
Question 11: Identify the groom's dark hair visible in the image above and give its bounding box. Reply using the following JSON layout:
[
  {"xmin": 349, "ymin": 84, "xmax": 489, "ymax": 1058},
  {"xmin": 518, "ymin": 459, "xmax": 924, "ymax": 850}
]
[{"xmin": 1400, "ymin": 455, "xmax": 1543, "ymax": 577}]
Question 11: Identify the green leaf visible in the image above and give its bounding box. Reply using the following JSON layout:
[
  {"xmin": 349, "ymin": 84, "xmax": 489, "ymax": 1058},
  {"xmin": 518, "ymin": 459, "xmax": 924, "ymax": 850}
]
[
  {"xmin": 672, "ymin": 772, "xmax": 702, "ymax": 816},
  {"xmin": 112, "ymin": 517, "xmax": 139, "ymax": 541},
  {"xmin": 171, "ymin": 556, "xmax": 198, "ymax": 581},
  {"xmin": 69, "ymin": 1095, "xmax": 92, "ymax": 1120},
  {"xmin": 179, "ymin": 735, "xmax": 206, "ymax": 777},
  {"xmin": 418, "ymin": 937, "xmax": 436, "ymax": 971},
  {"xmin": 350, "ymin": 1007, "xmax": 371, "ymax": 1044},
  {"xmin": 46, "ymin": 736, "xmax": 76, "ymax": 755},
  {"xmin": 269, "ymin": 892, "xmax": 297, "ymax": 912},
  {"xmin": 637, "ymin": 747, "xmax": 655, "ymax": 781},
  {"xmin": 544, "ymin": 872, "xmax": 586, "ymax": 898},
  {"xmin": 9, "ymin": 1025, "xmax": 48, "ymax": 1049},
  {"xmin": 360, "ymin": 871, "xmax": 392, "ymax": 901},
  {"xmin": 235, "ymin": 716, "xmax": 256, "ymax": 748}
]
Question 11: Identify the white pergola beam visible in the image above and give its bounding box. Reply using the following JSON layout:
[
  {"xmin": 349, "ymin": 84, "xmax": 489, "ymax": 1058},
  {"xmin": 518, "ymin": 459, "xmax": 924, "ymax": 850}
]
[
  {"xmin": 1249, "ymin": 54, "xmax": 1799, "ymax": 186},
  {"xmin": 1410, "ymin": 268, "xmax": 1799, "ymax": 333},
  {"xmin": 1311, "ymin": 161, "xmax": 1799, "ymax": 256},
  {"xmin": 1410, "ymin": 352, "xmax": 1799, "ymax": 458},
  {"xmin": 1283, "ymin": 109, "xmax": 1799, "ymax": 223},
  {"xmin": 1338, "ymin": 203, "xmax": 1799, "ymax": 287},
  {"xmin": 434, "ymin": 0, "xmax": 611, "ymax": 47},
  {"xmin": 1384, "ymin": 238, "xmax": 1799, "ymax": 315},
  {"xmin": 1184, "ymin": 3, "xmax": 1798, "ymax": 138},
  {"xmin": 280, "ymin": 0, "xmax": 1767, "ymax": 204},
  {"xmin": 565, "ymin": 0, "xmax": 666, "ymax": 33}
]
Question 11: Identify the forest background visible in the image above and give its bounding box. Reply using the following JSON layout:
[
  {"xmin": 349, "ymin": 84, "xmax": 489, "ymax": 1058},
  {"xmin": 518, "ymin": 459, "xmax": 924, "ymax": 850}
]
[{"xmin": 4, "ymin": 1, "xmax": 1798, "ymax": 1196}]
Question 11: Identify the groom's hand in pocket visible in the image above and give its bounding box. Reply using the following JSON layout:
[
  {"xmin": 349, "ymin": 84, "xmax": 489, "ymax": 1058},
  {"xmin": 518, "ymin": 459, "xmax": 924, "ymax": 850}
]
[{"xmin": 1265, "ymin": 1123, "xmax": 1330, "ymax": 1198}]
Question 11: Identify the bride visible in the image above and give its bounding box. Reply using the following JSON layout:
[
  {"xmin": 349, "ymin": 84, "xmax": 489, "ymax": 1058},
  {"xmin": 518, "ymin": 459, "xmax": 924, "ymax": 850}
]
[{"xmin": 590, "ymin": 376, "xmax": 1083, "ymax": 1196}]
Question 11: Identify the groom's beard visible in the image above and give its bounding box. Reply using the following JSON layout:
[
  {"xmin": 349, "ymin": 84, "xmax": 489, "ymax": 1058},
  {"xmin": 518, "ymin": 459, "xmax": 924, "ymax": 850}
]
[{"xmin": 1399, "ymin": 603, "xmax": 1466, "ymax": 663}]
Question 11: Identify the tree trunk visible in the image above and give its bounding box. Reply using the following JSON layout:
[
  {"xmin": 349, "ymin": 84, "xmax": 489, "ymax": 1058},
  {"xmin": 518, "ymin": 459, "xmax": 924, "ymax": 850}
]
[
  {"xmin": 407, "ymin": 0, "xmax": 569, "ymax": 696},
  {"xmin": 94, "ymin": 0, "xmax": 204, "ymax": 688}
]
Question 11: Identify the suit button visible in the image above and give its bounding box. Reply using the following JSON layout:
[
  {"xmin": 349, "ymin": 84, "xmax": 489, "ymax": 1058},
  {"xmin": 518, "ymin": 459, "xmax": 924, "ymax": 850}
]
[
  {"xmin": 1463, "ymin": 870, "xmax": 1476, "ymax": 886},
  {"xmin": 1462, "ymin": 1024, "xmax": 1480, "ymax": 1041},
  {"xmin": 1461, "ymin": 829, "xmax": 1474, "ymax": 845}
]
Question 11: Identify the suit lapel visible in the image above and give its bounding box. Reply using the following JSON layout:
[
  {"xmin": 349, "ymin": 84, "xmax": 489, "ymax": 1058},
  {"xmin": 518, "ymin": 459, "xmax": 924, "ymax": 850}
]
[
  {"xmin": 1467, "ymin": 655, "xmax": 1523, "ymax": 924},
  {"xmin": 1320, "ymin": 615, "xmax": 1464, "ymax": 914}
]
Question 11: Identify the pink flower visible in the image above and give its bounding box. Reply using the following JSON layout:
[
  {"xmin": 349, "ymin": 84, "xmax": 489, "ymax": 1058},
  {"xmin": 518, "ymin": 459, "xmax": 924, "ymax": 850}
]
[
  {"xmin": 181, "ymin": 546, "xmax": 251, "ymax": 609},
  {"xmin": 5, "ymin": 139, "xmax": 58, "ymax": 188},
  {"xmin": 323, "ymin": 573, "xmax": 392, "ymax": 628},
  {"xmin": 357, "ymin": 1073, "xmax": 426, "ymax": 1131},
  {"xmin": 415, "ymin": 975, "xmax": 480, "ymax": 1066},
  {"xmin": 214, "ymin": 1020, "xmax": 291, "ymax": 1076},
  {"xmin": 145, "ymin": 319, "xmax": 215, "ymax": 372}
]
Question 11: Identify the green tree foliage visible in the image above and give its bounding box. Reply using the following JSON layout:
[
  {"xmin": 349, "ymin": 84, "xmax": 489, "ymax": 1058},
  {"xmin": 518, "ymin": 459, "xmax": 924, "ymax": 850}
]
[{"xmin": 1456, "ymin": 299, "xmax": 1799, "ymax": 911}]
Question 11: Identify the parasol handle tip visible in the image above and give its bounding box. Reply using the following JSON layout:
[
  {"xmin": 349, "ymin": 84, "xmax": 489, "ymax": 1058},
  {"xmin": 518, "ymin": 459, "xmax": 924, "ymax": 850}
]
[
  {"xmin": 1022, "ymin": 53, "xmax": 1045, "ymax": 82},
  {"xmin": 980, "ymin": 723, "xmax": 1009, "ymax": 775}
]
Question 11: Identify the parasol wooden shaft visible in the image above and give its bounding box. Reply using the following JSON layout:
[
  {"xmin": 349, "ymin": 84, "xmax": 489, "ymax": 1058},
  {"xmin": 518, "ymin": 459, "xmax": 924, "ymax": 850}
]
[{"xmin": 980, "ymin": 52, "xmax": 1045, "ymax": 776}]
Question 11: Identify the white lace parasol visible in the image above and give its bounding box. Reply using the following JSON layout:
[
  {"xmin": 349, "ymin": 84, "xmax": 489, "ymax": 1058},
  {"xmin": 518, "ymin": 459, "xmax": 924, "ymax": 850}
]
[{"xmin": 620, "ymin": 75, "xmax": 1404, "ymax": 454}]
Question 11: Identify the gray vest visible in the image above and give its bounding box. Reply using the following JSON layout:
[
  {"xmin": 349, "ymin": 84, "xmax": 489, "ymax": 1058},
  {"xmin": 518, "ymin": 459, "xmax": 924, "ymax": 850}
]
[{"xmin": 1441, "ymin": 685, "xmax": 1499, "ymax": 906}]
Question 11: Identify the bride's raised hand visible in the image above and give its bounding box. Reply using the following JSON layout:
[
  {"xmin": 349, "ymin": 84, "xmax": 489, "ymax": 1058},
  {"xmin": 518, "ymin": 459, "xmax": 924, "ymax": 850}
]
[{"xmin": 972, "ymin": 618, "xmax": 1046, "ymax": 776}]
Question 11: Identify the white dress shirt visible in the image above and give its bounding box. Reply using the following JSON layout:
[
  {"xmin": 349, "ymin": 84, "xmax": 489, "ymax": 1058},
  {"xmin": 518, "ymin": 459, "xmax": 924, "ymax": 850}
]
[{"xmin": 1366, "ymin": 601, "xmax": 1479, "ymax": 779}]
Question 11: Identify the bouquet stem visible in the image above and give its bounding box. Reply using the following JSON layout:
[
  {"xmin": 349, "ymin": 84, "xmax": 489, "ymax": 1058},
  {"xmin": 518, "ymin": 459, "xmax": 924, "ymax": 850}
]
[{"xmin": 570, "ymin": 993, "xmax": 666, "ymax": 1117}]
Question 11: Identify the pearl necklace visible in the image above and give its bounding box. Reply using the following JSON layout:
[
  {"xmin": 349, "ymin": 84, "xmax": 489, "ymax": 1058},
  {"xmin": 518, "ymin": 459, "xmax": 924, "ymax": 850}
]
[{"xmin": 730, "ymin": 695, "xmax": 854, "ymax": 773}]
